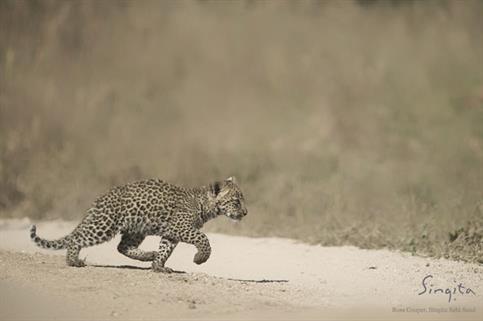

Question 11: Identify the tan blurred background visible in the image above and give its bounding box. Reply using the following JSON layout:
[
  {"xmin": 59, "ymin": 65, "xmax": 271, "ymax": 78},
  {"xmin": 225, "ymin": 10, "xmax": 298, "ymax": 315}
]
[{"xmin": 0, "ymin": 0, "xmax": 482, "ymax": 262}]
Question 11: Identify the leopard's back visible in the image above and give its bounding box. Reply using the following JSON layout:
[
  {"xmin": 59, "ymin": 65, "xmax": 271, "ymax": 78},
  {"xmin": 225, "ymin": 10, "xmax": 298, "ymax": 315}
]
[{"xmin": 92, "ymin": 178, "xmax": 195, "ymax": 234}]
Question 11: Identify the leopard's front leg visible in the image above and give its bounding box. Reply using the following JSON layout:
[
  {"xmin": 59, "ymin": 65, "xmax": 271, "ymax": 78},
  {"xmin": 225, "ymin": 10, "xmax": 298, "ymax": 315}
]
[
  {"xmin": 181, "ymin": 229, "xmax": 211, "ymax": 265},
  {"xmin": 152, "ymin": 237, "xmax": 178, "ymax": 273}
]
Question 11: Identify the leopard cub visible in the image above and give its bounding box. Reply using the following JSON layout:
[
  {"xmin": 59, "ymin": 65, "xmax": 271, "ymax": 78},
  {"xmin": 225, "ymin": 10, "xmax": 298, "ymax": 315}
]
[{"xmin": 30, "ymin": 177, "xmax": 247, "ymax": 272}]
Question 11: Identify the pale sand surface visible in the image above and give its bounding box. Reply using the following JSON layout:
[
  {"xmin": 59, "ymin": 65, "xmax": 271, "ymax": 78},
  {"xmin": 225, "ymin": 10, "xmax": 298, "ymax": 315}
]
[{"xmin": 0, "ymin": 219, "xmax": 481, "ymax": 320}]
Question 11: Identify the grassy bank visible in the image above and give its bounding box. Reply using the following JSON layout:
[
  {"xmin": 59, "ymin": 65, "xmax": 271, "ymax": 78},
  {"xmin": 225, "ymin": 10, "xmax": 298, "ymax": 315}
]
[{"xmin": 0, "ymin": 0, "xmax": 482, "ymax": 263}]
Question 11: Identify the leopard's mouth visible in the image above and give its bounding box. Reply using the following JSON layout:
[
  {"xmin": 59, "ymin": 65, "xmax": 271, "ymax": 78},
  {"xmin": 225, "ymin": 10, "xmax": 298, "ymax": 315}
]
[{"xmin": 227, "ymin": 214, "xmax": 243, "ymax": 221}]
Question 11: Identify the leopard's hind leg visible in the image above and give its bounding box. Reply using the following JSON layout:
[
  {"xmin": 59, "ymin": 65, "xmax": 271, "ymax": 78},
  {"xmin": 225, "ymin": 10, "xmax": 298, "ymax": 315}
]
[
  {"xmin": 66, "ymin": 244, "xmax": 85, "ymax": 267},
  {"xmin": 65, "ymin": 209, "xmax": 119, "ymax": 267},
  {"xmin": 117, "ymin": 233, "xmax": 156, "ymax": 261}
]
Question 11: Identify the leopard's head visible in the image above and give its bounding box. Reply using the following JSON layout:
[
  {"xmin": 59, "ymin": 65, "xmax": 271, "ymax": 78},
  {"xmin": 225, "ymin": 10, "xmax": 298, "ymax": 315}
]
[{"xmin": 212, "ymin": 177, "xmax": 247, "ymax": 221}]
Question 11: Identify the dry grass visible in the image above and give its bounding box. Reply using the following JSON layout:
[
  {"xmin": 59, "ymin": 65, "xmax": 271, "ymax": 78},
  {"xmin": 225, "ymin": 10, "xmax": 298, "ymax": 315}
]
[{"xmin": 0, "ymin": 0, "xmax": 482, "ymax": 262}]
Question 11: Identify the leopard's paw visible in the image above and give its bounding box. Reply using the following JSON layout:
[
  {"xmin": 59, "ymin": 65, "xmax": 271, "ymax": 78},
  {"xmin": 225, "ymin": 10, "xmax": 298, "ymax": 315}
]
[
  {"xmin": 152, "ymin": 262, "xmax": 174, "ymax": 273},
  {"xmin": 193, "ymin": 251, "xmax": 210, "ymax": 265},
  {"xmin": 67, "ymin": 259, "xmax": 86, "ymax": 267}
]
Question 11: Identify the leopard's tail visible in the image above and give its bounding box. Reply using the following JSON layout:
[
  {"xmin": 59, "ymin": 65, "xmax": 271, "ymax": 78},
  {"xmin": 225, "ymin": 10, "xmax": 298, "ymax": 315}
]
[{"xmin": 30, "ymin": 225, "xmax": 69, "ymax": 250}]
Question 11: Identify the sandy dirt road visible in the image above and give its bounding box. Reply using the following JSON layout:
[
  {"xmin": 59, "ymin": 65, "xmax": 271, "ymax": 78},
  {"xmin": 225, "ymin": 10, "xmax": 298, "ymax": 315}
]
[{"xmin": 0, "ymin": 219, "xmax": 481, "ymax": 320}]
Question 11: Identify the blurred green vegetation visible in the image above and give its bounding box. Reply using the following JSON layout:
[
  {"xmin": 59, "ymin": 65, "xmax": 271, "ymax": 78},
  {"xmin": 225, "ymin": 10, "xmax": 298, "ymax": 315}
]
[{"xmin": 0, "ymin": 0, "xmax": 482, "ymax": 263}]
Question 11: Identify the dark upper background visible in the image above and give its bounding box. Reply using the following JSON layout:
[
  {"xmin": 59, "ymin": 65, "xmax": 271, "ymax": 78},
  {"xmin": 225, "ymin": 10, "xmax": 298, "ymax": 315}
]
[{"xmin": 0, "ymin": 0, "xmax": 482, "ymax": 262}]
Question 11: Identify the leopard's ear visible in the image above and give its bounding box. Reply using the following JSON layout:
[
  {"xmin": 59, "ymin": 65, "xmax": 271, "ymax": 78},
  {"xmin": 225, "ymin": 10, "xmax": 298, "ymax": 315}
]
[
  {"xmin": 212, "ymin": 181, "xmax": 229, "ymax": 198},
  {"xmin": 216, "ymin": 188, "xmax": 230, "ymax": 199},
  {"xmin": 226, "ymin": 176, "xmax": 237, "ymax": 184},
  {"xmin": 212, "ymin": 181, "xmax": 222, "ymax": 196}
]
